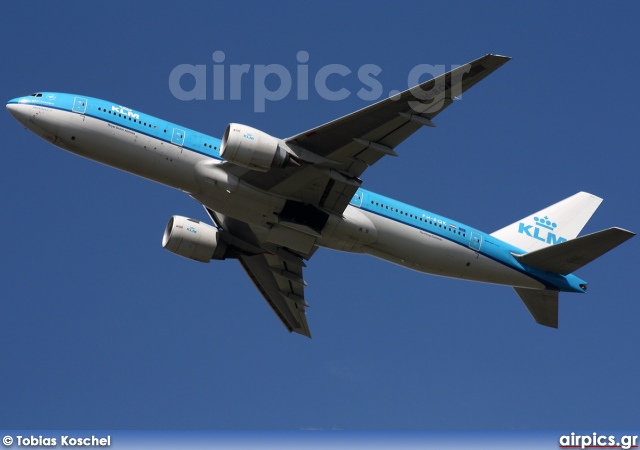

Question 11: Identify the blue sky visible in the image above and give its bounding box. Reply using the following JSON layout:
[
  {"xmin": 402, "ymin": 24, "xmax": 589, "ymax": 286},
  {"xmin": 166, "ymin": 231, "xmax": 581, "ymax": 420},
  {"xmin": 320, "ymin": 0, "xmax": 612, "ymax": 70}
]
[{"xmin": 1, "ymin": 1, "xmax": 639, "ymax": 430}]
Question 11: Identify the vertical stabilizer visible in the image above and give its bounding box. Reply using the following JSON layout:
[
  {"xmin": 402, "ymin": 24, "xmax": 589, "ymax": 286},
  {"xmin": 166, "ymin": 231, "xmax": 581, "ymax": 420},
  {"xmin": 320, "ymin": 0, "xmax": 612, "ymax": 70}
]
[{"xmin": 491, "ymin": 192, "xmax": 602, "ymax": 252}]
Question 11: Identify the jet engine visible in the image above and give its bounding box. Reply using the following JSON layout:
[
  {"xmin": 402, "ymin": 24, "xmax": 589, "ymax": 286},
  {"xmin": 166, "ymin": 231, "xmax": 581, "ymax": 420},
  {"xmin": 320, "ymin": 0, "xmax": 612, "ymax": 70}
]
[
  {"xmin": 220, "ymin": 123, "xmax": 294, "ymax": 171},
  {"xmin": 162, "ymin": 216, "xmax": 228, "ymax": 262}
]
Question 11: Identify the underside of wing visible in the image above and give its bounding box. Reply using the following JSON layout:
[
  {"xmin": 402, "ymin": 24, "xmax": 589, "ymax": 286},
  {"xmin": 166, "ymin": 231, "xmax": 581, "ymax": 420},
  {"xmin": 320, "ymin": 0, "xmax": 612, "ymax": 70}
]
[
  {"xmin": 286, "ymin": 53, "xmax": 512, "ymax": 177},
  {"xmin": 222, "ymin": 54, "xmax": 511, "ymax": 218},
  {"xmin": 239, "ymin": 253, "xmax": 311, "ymax": 337},
  {"xmin": 204, "ymin": 207, "xmax": 312, "ymax": 337}
]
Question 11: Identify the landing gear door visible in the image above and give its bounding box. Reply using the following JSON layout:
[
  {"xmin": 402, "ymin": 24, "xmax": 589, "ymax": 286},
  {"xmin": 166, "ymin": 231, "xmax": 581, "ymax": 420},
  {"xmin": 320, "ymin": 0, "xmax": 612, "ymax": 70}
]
[{"xmin": 469, "ymin": 231, "xmax": 482, "ymax": 252}]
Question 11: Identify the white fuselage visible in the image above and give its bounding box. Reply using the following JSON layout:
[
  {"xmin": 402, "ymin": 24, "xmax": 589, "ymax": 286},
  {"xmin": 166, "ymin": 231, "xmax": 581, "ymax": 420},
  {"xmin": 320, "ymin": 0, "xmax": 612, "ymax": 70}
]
[{"xmin": 8, "ymin": 100, "xmax": 544, "ymax": 290}]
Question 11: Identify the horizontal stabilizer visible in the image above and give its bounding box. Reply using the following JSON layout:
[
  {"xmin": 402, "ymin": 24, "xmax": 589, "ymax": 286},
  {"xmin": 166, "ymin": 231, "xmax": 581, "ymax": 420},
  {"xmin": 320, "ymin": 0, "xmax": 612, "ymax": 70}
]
[
  {"xmin": 514, "ymin": 227, "xmax": 635, "ymax": 275},
  {"xmin": 514, "ymin": 288, "xmax": 558, "ymax": 328}
]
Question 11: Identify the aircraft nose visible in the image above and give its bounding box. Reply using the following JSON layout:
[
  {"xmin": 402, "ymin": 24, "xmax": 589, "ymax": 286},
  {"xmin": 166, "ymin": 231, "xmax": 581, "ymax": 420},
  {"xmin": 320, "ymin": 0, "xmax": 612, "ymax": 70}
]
[{"xmin": 7, "ymin": 100, "xmax": 27, "ymax": 124}]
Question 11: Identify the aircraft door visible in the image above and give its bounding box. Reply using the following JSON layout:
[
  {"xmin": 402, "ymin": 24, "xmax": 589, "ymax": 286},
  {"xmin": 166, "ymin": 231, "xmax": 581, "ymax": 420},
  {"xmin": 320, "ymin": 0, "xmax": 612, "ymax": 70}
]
[
  {"xmin": 171, "ymin": 128, "xmax": 186, "ymax": 146},
  {"xmin": 350, "ymin": 190, "xmax": 364, "ymax": 207},
  {"xmin": 469, "ymin": 231, "xmax": 482, "ymax": 251},
  {"xmin": 72, "ymin": 97, "xmax": 88, "ymax": 114}
]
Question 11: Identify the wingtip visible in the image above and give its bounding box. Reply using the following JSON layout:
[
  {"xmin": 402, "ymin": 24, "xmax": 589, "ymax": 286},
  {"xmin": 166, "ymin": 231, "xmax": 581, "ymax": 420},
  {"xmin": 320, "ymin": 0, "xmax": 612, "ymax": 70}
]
[{"xmin": 488, "ymin": 53, "xmax": 513, "ymax": 60}]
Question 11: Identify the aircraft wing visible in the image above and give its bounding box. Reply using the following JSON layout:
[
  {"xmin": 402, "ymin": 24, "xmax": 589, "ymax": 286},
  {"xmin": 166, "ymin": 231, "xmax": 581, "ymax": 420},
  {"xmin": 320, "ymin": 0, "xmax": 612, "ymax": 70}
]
[
  {"xmin": 204, "ymin": 208, "xmax": 312, "ymax": 337},
  {"xmin": 222, "ymin": 54, "xmax": 511, "ymax": 217},
  {"xmin": 238, "ymin": 252, "xmax": 311, "ymax": 337}
]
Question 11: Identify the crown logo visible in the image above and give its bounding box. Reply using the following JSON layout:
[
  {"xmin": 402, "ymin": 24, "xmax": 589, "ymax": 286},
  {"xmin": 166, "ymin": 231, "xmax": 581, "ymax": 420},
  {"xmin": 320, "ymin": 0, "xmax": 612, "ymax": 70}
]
[{"xmin": 533, "ymin": 216, "xmax": 557, "ymax": 231}]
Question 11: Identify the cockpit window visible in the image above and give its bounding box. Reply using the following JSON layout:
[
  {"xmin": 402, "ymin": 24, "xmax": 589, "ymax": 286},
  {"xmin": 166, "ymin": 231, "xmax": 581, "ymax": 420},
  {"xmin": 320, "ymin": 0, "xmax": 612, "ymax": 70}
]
[{"xmin": 29, "ymin": 93, "xmax": 43, "ymax": 97}]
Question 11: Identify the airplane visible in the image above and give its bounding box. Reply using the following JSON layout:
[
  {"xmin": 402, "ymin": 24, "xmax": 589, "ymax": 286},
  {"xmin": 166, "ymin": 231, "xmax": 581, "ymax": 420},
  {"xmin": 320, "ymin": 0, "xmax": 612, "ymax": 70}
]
[{"xmin": 7, "ymin": 54, "xmax": 634, "ymax": 338}]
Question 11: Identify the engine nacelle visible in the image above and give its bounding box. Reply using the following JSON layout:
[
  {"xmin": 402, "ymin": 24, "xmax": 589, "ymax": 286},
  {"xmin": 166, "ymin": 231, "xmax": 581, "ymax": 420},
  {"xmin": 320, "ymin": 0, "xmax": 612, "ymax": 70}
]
[
  {"xmin": 220, "ymin": 123, "xmax": 292, "ymax": 171},
  {"xmin": 162, "ymin": 216, "xmax": 228, "ymax": 262}
]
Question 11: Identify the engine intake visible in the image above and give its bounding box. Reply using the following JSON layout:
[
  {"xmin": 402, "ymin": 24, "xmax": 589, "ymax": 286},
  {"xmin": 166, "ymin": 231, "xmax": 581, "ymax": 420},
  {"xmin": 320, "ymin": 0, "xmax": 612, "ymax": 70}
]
[
  {"xmin": 162, "ymin": 216, "xmax": 228, "ymax": 262},
  {"xmin": 220, "ymin": 123, "xmax": 293, "ymax": 171}
]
